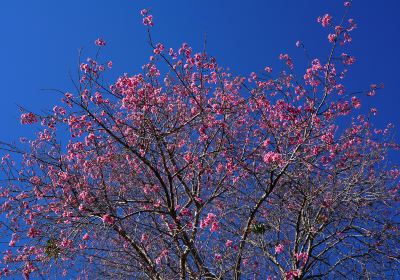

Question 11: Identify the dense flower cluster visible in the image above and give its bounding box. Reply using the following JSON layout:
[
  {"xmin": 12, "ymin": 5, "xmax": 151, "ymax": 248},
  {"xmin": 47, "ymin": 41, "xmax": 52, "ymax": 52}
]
[
  {"xmin": 20, "ymin": 112, "xmax": 37, "ymax": 124},
  {"xmin": 0, "ymin": 2, "xmax": 399, "ymax": 279}
]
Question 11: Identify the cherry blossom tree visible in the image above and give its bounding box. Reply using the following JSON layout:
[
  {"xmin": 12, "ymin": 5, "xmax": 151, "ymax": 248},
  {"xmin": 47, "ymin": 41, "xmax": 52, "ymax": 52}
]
[{"xmin": 1, "ymin": 2, "xmax": 399, "ymax": 279}]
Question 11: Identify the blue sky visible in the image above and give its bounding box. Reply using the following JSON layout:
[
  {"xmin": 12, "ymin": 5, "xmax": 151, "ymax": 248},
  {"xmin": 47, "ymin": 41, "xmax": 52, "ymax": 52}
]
[{"xmin": 0, "ymin": 0, "xmax": 399, "ymax": 144}]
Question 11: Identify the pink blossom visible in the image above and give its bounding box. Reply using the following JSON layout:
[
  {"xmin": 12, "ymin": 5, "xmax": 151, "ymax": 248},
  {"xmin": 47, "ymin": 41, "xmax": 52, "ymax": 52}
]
[
  {"xmin": 102, "ymin": 214, "xmax": 114, "ymax": 225},
  {"xmin": 183, "ymin": 152, "xmax": 192, "ymax": 163},
  {"xmin": 207, "ymin": 213, "xmax": 217, "ymax": 221},
  {"xmin": 318, "ymin": 14, "xmax": 332, "ymax": 27},
  {"xmin": 8, "ymin": 234, "xmax": 18, "ymax": 247},
  {"xmin": 320, "ymin": 133, "xmax": 334, "ymax": 144},
  {"xmin": 335, "ymin": 25, "xmax": 343, "ymax": 34},
  {"xmin": 294, "ymin": 252, "xmax": 309, "ymax": 264},
  {"xmin": 341, "ymin": 53, "xmax": 356, "ymax": 65},
  {"xmin": 351, "ymin": 96, "xmax": 361, "ymax": 109},
  {"xmin": 29, "ymin": 176, "xmax": 41, "ymax": 186},
  {"xmin": 82, "ymin": 233, "xmax": 90, "ymax": 240},
  {"xmin": 140, "ymin": 9, "xmax": 148, "ymax": 16},
  {"xmin": 154, "ymin": 43, "xmax": 164, "ymax": 55},
  {"xmin": 180, "ymin": 207, "xmax": 192, "ymax": 217},
  {"xmin": 210, "ymin": 221, "xmax": 220, "ymax": 232},
  {"xmin": 143, "ymin": 15, "xmax": 154, "ymax": 27},
  {"xmin": 27, "ymin": 227, "xmax": 41, "ymax": 238},
  {"xmin": 194, "ymin": 196, "xmax": 204, "ymax": 204},
  {"xmin": 141, "ymin": 233, "xmax": 148, "ymax": 242},
  {"xmin": 343, "ymin": 32, "xmax": 352, "ymax": 44},
  {"xmin": 201, "ymin": 213, "xmax": 219, "ymax": 231},
  {"xmin": 95, "ymin": 38, "xmax": 106, "ymax": 46},
  {"xmin": 275, "ymin": 243, "xmax": 284, "ymax": 254},
  {"xmin": 263, "ymin": 151, "xmax": 283, "ymax": 165},
  {"xmin": 285, "ymin": 270, "xmax": 300, "ymax": 280},
  {"xmin": 1, "ymin": 4, "xmax": 397, "ymax": 277},
  {"xmin": 155, "ymin": 249, "xmax": 169, "ymax": 264},
  {"xmin": 214, "ymin": 253, "xmax": 222, "ymax": 261},
  {"xmin": 262, "ymin": 139, "xmax": 271, "ymax": 147},
  {"xmin": 22, "ymin": 261, "xmax": 35, "ymax": 280},
  {"xmin": 279, "ymin": 53, "xmax": 294, "ymax": 69},
  {"xmin": 20, "ymin": 112, "xmax": 37, "ymax": 125},
  {"xmin": 216, "ymin": 163, "xmax": 224, "ymax": 173},
  {"xmin": 328, "ymin": 33, "xmax": 337, "ymax": 43}
]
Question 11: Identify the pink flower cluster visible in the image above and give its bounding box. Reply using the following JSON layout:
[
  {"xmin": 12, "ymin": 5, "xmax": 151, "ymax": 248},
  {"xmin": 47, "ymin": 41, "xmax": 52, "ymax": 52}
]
[
  {"xmin": 29, "ymin": 176, "xmax": 41, "ymax": 186},
  {"xmin": 27, "ymin": 227, "xmax": 41, "ymax": 238},
  {"xmin": 20, "ymin": 112, "xmax": 37, "ymax": 125},
  {"xmin": 328, "ymin": 33, "xmax": 337, "ymax": 43},
  {"xmin": 102, "ymin": 214, "xmax": 114, "ymax": 225},
  {"xmin": 279, "ymin": 53, "xmax": 294, "ymax": 69},
  {"xmin": 141, "ymin": 9, "xmax": 154, "ymax": 27},
  {"xmin": 263, "ymin": 151, "xmax": 283, "ymax": 165},
  {"xmin": 153, "ymin": 43, "xmax": 164, "ymax": 55},
  {"xmin": 285, "ymin": 270, "xmax": 300, "ymax": 280},
  {"xmin": 341, "ymin": 53, "xmax": 356, "ymax": 65},
  {"xmin": 200, "ymin": 213, "xmax": 219, "ymax": 232},
  {"xmin": 318, "ymin": 14, "xmax": 332, "ymax": 27},
  {"xmin": 155, "ymin": 249, "xmax": 169, "ymax": 264},
  {"xmin": 140, "ymin": 233, "xmax": 148, "ymax": 243},
  {"xmin": 95, "ymin": 38, "xmax": 106, "ymax": 46},
  {"xmin": 351, "ymin": 96, "xmax": 361, "ymax": 109},
  {"xmin": 294, "ymin": 252, "xmax": 309, "ymax": 264},
  {"xmin": 214, "ymin": 253, "xmax": 222, "ymax": 261},
  {"xmin": 275, "ymin": 243, "xmax": 284, "ymax": 254},
  {"xmin": 82, "ymin": 233, "xmax": 90, "ymax": 241}
]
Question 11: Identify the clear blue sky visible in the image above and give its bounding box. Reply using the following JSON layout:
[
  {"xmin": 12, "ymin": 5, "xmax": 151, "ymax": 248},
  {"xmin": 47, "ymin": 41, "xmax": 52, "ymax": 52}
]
[{"xmin": 0, "ymin": 0, "xmax": 399, "ymax": 143}]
